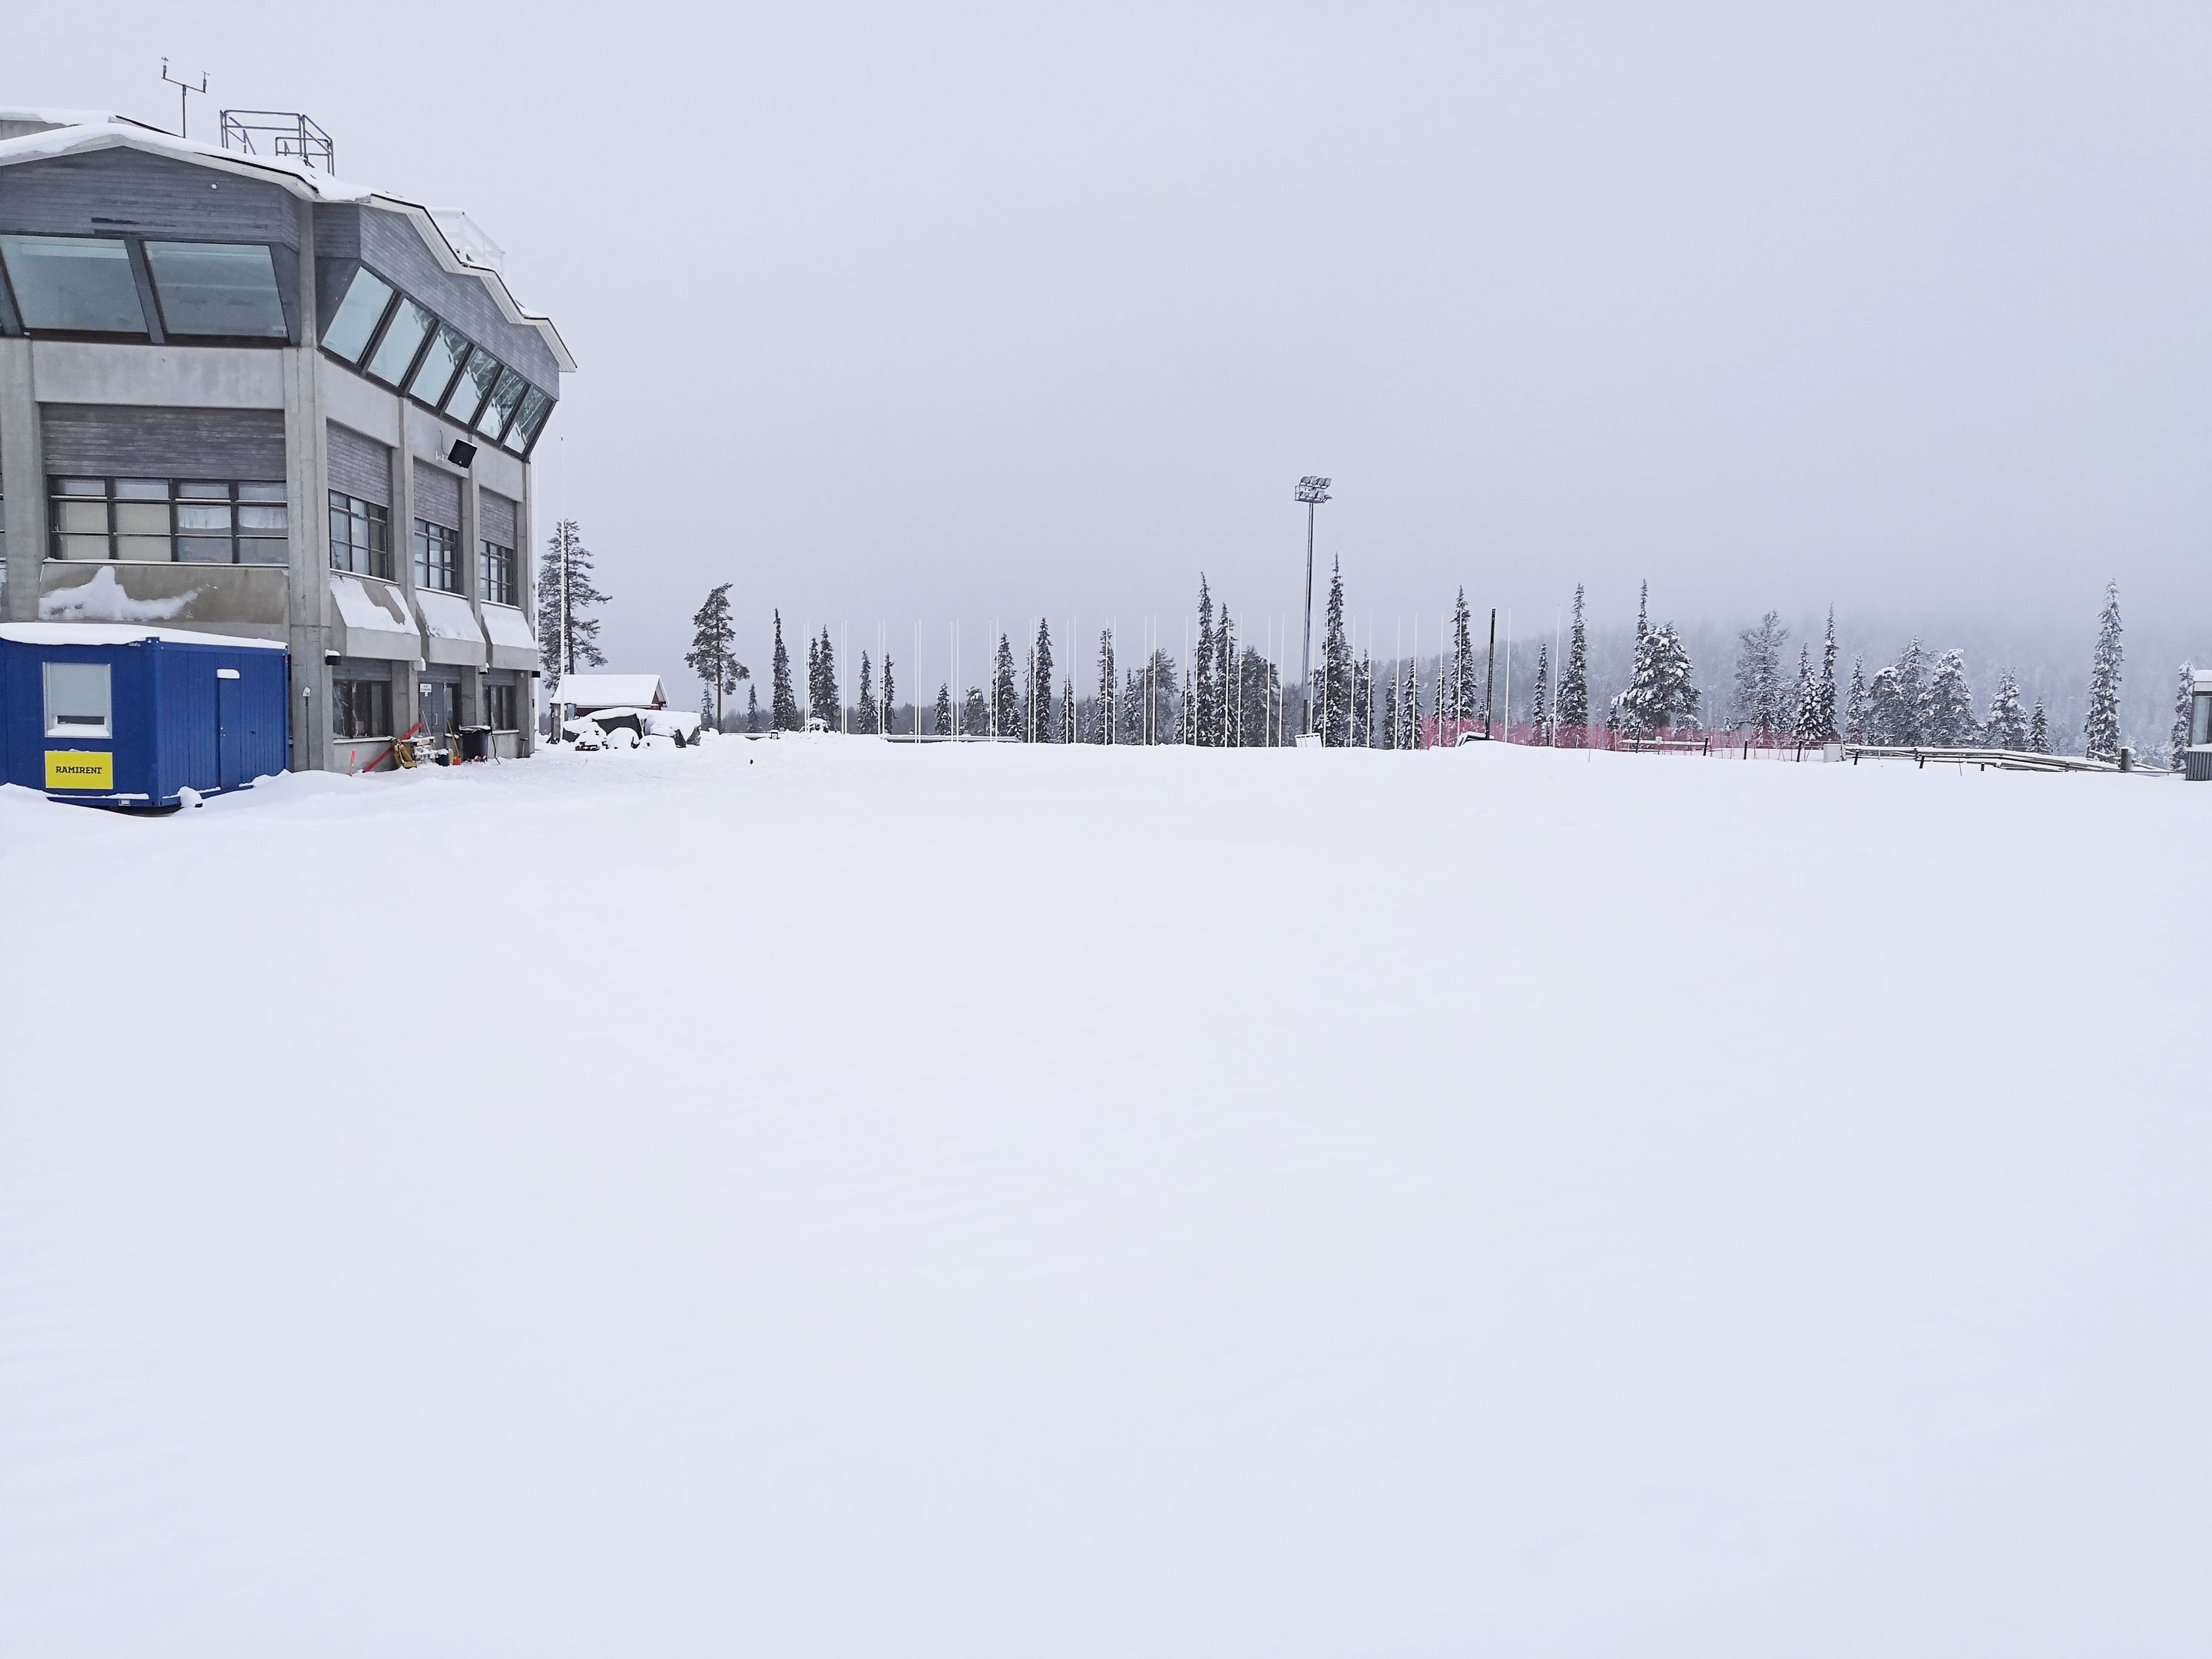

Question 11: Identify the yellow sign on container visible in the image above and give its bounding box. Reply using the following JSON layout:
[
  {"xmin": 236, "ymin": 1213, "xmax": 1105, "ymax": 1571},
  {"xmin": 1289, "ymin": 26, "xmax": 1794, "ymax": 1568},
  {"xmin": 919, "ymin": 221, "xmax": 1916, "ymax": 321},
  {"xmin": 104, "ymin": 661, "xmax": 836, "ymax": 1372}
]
[{"xmin": 45, "ymin": 750, "xmax": 114, "ymax": 790}]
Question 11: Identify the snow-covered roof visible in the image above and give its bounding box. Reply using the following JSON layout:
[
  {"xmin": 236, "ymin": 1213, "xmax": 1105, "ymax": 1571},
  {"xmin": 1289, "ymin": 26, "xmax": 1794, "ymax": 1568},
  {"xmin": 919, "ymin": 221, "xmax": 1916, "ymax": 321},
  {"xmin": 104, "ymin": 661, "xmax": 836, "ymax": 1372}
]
[
  {"xmin": 0, "ymin": 622, "xmax": 286, "ymax": 650},
  {"xmin": 555, "ymin": 674, "xmax": 666, "ymax": 710},
  {"xmin": 0, "ymin": 111, "xmax": 575, "ymax": 374}
]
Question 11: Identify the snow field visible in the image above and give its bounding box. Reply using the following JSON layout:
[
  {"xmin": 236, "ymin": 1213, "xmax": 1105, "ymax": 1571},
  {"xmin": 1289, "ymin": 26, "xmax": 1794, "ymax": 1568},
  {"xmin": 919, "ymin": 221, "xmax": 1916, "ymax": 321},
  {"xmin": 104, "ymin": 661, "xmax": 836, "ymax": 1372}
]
[{"xmin": 1, "ymin": 738, "xmax": 2207, "ymax": 1656}]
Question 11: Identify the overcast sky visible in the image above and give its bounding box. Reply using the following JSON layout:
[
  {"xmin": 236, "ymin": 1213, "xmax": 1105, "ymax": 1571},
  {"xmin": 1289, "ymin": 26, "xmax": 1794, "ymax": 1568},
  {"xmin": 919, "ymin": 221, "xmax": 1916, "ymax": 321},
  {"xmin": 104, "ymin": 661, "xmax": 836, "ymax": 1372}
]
[{"xmin": 18, "ymin": 2, "xmax": 2212, "ymax": 697}]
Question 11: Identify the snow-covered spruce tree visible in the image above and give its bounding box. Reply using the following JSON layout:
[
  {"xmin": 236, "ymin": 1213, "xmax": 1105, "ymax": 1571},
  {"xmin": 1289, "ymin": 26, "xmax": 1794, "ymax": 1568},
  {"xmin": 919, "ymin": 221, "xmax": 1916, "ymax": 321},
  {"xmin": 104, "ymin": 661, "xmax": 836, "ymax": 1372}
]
[
  {"xmin": 1983, "ymin": 671, "xmax": 2028, "ymax": 750},
  {"xmin": 770, "ymin": 611, "xmax": 801, "ymax": 731},
  {"xmin": 1061, "ymin": 676, "xmax": 1075, "ymax": 744},
  {"xmin": 1451, "ymin": 589, "xmax": 1479, "ymax": 724},
  {"xmin": 1924, "ymin": 650, "xmax": 1974, "ymax": 747},
  {"xmin": 1889, "ymin": 640, "xmax": 1928, "ymax": 746},
  {"xmin": 1558, "ymin": 584, "xmax": 1590, "ymax": 744},
  {"xmin": 1731, "ymin": 610, "xmax": 1789, "ymax": 735},
  {"xmin": 933, "ymin": 683, "xmax": 952, "ymax": 736},
  {"xmin": 991, "ymin": 632, "xmax": 1019, "ymax": 739},
  {"xmin": 1844, "ymin": 656, "xmax": 1867, "ymax": 743},
  {"xmin": 1024, "ymin": 618, "xmax": 1056, "ymax": 743},
  {"xmin": 535, "ymin": 518, "xmax": 609, "ymax": 677},
  {"xmin": 1216, "ymin": 604, "xmax": 1237, "ymax": 745},
  {"xmin": 804, "ymin": 628, "xmax": 838, "ymax": 729},
  {"xmin": 962, "ymin": 685, "xmax": 990, "ymax": 737},
  {"xmin": 1787, "ymin": 644, "xmax": 1814, "ymax": 745},
  {"xmin": 1237, "ymin": 647, "xmax": 1277, "ymax": 746},
  {"xmin": 1316, "ymin": 559, "xmax": 1354, "ymax": 743},
  {"xmin": 1093, "ymin": 629, "xmax": 1117, "ymax": 743},
  {"xmin": 1623, "ymin": 615, "xmax": 1699, "ymax": 733},
  {"xmin": 1531, "ymin": 642, "xmax": 1551, "ymax": 744},
  {"xmin": 1808, "ymin": 608, "xmax": 1839, "ymax": 743},
  {"xmin": 2085, "ymin": 580, "xmax": 2124, "ymax": 761},
  {"xmin": 2029, "ymin": 697, "xmax": 2051, "ymax": 753},
  {"xmin": 746, "ymin": 684, "xmax": 760, "ymax": 733},
  {"xmin": 1382, "ymin": 666, "xmax": 1399, "ymax": 749},
  {"xmin": 684, "ymin": 581, "xmax": 747, "ymax": 732},
  {"xmin": 854, "ymin": 653, "xmax": 876, "ymax": 734},
  {"xmin": 1193, "ymin": 577, "xmax": 1219, "ymax": 747},
  {"xmin": 2173, "ymin": 664, "xmax": 2197, "ymax": 766},
  {"xmin": 881, "ymin": 654, "xmax": 896, "ymax": 735},
  {"xmin": 1402, "ymin": 657, "xmax": 1421, "ymax": 747}
]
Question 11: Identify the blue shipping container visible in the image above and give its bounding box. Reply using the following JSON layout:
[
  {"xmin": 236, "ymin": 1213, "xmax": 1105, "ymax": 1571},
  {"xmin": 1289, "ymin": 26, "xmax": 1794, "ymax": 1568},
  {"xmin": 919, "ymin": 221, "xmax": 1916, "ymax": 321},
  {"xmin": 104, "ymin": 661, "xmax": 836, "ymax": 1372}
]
[{"xmin": 0, "ymin": 625, "xmax": 290, "ymax": 809}]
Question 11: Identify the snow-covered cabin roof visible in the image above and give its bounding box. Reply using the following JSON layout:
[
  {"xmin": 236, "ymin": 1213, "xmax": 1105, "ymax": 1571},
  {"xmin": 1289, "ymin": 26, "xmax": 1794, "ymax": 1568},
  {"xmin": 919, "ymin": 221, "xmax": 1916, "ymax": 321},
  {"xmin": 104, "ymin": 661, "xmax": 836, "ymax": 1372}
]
[
  {"xmin": 555, "ymin": 674, "xmax": 667, "ymax": 710},
  {"xmin": 0, "ymin": 623, "xmax": 286, "ymax": 650},
  {"xmin": 0, "ymin": 109, "xmax": 575, "ymax": 373}
]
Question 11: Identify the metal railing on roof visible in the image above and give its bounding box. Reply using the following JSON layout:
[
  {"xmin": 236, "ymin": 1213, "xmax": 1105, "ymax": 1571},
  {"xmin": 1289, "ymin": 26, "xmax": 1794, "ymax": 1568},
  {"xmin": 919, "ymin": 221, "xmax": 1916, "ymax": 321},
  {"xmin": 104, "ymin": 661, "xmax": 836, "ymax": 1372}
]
[{"xmin": 218, "ymin": 110, "xmax": 334, "ymax": 174}]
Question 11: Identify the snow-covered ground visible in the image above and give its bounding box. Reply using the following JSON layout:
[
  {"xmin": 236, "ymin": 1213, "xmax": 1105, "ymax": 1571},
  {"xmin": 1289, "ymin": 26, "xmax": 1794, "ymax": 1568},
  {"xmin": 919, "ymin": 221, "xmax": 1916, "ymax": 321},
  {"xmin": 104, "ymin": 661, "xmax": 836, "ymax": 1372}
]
[{"xmin": 2, "ymin": 738, "xmax": 2205, "ymax": 1656}]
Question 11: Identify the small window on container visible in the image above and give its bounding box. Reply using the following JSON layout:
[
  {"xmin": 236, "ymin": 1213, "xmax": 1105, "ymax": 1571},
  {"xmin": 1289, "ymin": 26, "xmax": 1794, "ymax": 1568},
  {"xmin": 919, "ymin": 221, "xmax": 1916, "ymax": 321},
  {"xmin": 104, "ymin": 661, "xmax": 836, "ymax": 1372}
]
[
  {"xmin": 144, "ymin": 242, "xmax": 288, "ymax": 339},
  {"xmin": 2193, "ymin": 690, "xmax": 2212, "ymax": 749},
  {"xmin": 43, "ymin": 660, "xmax": 112, "ymax": 738},
  {"xmin": 322, "ymin": 267, "xmax": 394, "ymax": 363}
]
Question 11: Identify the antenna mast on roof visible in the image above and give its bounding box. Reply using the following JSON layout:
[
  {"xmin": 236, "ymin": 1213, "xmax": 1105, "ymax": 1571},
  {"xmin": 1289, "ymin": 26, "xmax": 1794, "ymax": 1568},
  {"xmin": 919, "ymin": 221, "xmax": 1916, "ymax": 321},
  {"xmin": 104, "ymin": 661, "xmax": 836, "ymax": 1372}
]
[{"xmin": 160, "ymin": 59, "xmax": 207, "ymax": 141}]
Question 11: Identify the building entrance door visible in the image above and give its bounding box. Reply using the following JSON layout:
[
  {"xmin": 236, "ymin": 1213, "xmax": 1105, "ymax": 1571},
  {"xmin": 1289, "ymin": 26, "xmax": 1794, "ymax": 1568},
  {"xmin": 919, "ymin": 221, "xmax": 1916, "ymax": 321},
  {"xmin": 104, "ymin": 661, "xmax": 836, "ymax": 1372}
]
[
  {"xmin": 216, "ymin": 667, "xmax": 245, "ymax": 787},
  {"xmin": 421, "ymin": 679, "xmax": 456, "ymax": 743}
]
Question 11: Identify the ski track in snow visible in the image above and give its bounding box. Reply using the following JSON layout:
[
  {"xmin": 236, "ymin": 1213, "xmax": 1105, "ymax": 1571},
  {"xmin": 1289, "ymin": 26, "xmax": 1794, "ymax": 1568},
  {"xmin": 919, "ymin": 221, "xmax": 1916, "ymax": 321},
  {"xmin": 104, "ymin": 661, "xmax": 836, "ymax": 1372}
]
[{"xmin": 1, "ymin": 740, "xmax": 2206, "ymax": 1656}]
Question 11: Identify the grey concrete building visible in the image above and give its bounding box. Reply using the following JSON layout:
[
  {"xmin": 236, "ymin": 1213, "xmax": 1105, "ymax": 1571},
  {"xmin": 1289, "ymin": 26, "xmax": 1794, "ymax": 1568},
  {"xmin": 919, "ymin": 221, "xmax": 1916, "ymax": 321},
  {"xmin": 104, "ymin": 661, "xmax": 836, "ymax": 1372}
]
[{"xmin": 0, "ymin": 108, "xmax": 573, "ymax": 769}]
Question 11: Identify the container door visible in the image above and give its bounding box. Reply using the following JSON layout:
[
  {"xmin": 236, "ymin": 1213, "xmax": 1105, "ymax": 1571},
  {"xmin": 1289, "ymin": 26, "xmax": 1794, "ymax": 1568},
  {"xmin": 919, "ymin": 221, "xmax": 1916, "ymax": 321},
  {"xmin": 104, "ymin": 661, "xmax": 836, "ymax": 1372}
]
[{"xmin": 217, "ymin": 667, "xmax": 244, "ymax": 788}]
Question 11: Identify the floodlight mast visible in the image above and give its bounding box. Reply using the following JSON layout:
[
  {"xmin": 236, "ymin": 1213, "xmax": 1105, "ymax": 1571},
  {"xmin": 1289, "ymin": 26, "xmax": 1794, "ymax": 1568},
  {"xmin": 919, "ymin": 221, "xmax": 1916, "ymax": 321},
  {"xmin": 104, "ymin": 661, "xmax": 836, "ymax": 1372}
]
[{"xmin": 1296, "ymin": 475, "xmax": 1332, "ymax": 737}]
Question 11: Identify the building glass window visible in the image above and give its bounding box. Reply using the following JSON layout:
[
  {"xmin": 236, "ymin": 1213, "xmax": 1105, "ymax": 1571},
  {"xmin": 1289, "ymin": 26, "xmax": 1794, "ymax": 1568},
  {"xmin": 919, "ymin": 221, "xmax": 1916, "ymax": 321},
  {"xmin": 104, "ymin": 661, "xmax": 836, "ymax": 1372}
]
[
  {"xmin": 475, "ymin": 368, "xmax": 527, "ymax": 441},
  {"xmin": 443, "ymin": 347, "xmax": 503, "ymax": 426},
  {"xmin": 484, "ymin": 681, "xmax": 518, "ymax": 730},
  {"xmin": 0, "ymin": 236, "xmax": 147, "ymax": 334},
  {"xmin": 43, "ymin": 660, "xmax": 112, "ymax": 737},
  {"xmin": 144, "ymin": 242, "xmax": 287, "ymax": 339},
  {"xmin": 48, "ymin": 478, "xmax": 287, "ymax": 563},
  {"xmin": 329, "ymin": 492, "xmax": 392, "ymax": 579},
  {"xmin": 507, "ymin": 386, "xmax": 553, "ymax": 454},
  {"xmin": 414, "ymin": 519, "xmax": 460, "ymax": 592},
  {"xmin": 407, "ymin": 323, "xmax": 472, "ymax": 407},
  {"xmin": 479, "ymin": 540, "xmax": 515, "ymax": 606},
  {"xmin": 332, "ymin": 677, "xmax": 394, "ymax": 739},
  {"xmin": 366, "ymin": 297, "xmax": 434, "ymax": 386},
  {"xmin": 322, "ymin": 267, "xmax": 394, "ymax": 362}
]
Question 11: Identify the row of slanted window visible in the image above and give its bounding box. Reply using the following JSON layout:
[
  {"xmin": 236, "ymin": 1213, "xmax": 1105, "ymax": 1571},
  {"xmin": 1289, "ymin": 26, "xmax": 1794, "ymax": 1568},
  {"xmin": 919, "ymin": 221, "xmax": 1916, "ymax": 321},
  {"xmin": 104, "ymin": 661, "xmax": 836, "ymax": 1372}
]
[
  {"xmin": 326, "ymin": 492, "xmax": 513, "ymax": 603},
  {"xmin": 0, "ymin": 235, "xmax": 554, "ymax": 459},
  {"xmin": 322, "ymin": 267, "xmax": 551, "ymax": 455},
  {"xmin": 331, "ymin": 676, "xmax": 521, "ymax": 740},
  {"xmin": 0, "ymin": 234, "xmax": 287, "ymax": 340}
]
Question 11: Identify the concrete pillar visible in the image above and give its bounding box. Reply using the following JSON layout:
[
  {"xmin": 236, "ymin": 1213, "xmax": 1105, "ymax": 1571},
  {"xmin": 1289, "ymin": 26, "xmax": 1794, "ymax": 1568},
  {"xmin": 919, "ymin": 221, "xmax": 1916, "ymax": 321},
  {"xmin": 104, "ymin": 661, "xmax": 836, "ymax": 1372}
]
[
  {"xmin": 283, "ymin": 201, "xmax": 332, "ymax": 773},
  {"xmin": 0, "ymin": 338, "xmax": 42, "ymax": 624},
  {"xmin": 393, "ymin": 419, "xmax": 422, "ymax": 743}
]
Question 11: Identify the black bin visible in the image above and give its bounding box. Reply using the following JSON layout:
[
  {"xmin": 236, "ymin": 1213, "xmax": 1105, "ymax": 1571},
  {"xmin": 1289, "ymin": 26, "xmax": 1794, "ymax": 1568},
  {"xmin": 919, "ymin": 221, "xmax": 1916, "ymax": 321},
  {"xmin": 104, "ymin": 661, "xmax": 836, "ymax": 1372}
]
[{"xmin": 458, "ymin": 725, "xmax": 493, "ymax": 763}]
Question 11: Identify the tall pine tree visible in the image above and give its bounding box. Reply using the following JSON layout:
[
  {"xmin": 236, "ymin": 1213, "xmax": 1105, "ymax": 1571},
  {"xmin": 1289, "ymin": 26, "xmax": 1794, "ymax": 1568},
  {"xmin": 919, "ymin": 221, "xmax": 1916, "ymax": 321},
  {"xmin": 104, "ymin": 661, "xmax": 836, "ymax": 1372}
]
[
  {"xmin": 1730, "ymin": 611, "xmax": 1790, "ymax": 734},
  {"xmin": 1193, "ymin": 578, "xmax": 1220, "ymax": 747},
  {"xmin": 1845, "ymin": 656, "xmax": 1867, "ymax": 743},
  {"xmin": 2085, "ymin": 580, "xmax": 2124, "ymax": 761},
  {"xmin": 1450, "ymin": 589, "xmax": 1479, "ymax": 724},
  {"xmin": 1094, "ymin": 628, "xmax": 1117, "ymax": 743},
  {"xmin": 1809, "ymin": 607, "xmax": 1839, "ymax": 743},
  {"xmin": 1558, "ymin": 584, "xmax": 1590, "ymax": 744},
  {"xmin": 881, "ymin": 653, "xmax": 897, "ymax": 735},
  {"xmin": 1531, "ymin": 642, "xmax": 1551, "ymax": 745},
  {"xmin": 1025, "ymin": 618, "xmax": 1057, "ymax": 742},
  {"xmin": 933, "ymin": 683, "xmax": 953, "ymax": 736},
  {"xmin": 2029, "ymin": 697, "xmax": 2051, "ymax": 753},
  {"xmin": 770, "ymin": 611, "xmax": 800, "ymax": 731},
  {"xmin": 1316, "ymin": 559, "xmax": 1353, "ymax": 743},
  {"xmin": 2172, "ymin": 664, "xmax": 2197, "ymax": 767},
  {"xmin": 854, "ymin": 652, "xmax": 876, "ymax": 734},
  {"xmin": 684, "ymin": 581, "xmax": 745, "ymax": 730},
  {"xmin": 992, "ymin": 632, "xmax": 1020, "ymax": 739},
  {"xmin": 535, "ymin": 518, "xmax": 609, "ymax": 678}
]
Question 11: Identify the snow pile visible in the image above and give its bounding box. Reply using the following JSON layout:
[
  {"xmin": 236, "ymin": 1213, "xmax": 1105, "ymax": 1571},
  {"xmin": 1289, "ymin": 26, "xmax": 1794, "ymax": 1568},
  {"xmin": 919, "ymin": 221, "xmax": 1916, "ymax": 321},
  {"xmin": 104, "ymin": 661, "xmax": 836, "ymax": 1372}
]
[
  {"xmin": 0, "ymin": 742, "xmax": 2205, "ymax": 1655},
  {"xmin": 37, "ymin": 565, "xmax": 199, "ymax": 624}
]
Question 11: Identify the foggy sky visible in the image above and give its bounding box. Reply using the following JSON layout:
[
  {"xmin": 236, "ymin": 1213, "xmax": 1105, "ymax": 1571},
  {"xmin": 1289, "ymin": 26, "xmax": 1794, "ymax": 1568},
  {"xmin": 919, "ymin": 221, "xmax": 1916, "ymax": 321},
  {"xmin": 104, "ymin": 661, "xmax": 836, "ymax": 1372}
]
[{"xmin": 18, "ymin": 2, "xmax": 2212, "ymax": 707}]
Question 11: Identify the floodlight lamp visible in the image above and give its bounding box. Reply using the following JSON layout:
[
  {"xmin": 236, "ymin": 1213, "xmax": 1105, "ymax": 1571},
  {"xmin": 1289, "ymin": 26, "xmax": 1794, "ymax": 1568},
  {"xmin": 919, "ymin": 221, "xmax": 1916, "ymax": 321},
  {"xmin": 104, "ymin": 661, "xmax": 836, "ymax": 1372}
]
[{"xmin": 1296, "ymin": 475, "xmax": 1333, "ymax": 504}]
